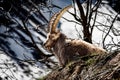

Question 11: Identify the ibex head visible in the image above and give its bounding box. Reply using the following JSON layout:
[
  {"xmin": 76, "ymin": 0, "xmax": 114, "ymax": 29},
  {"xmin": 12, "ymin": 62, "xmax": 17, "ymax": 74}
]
[
  {"xmin": 44, "ymin": 29, "xmax": 61, "ymax": 50},
  {"xmin": 44, "ymin": 12, "xmax": 61, "ymax": 50}
]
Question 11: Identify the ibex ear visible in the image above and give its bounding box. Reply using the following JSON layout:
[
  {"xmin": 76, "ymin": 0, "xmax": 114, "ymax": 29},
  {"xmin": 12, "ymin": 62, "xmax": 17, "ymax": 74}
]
[
  {"xmin": 57, "ymin": 29, "xmax": 60, "ymax": 33},
  {"xmin": 52, "ymin": 29, "xmax": 60, "ymax": 34}
]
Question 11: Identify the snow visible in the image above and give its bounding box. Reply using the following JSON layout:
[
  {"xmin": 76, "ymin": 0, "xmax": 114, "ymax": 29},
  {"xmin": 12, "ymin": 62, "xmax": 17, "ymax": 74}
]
[
  {"xmin": 59, "ymin": 2, "xmax": 120, "ymax": 50},
  {"xmin": 0, "ymin": 51, "xmax": 51, "ymax": 80}
]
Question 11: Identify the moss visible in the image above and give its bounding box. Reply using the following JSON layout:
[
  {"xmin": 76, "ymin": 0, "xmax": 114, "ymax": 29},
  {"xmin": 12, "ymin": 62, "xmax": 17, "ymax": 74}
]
[
  {"xmin": 36, "ymin": 76, "xmax": 46, "ymax": 80},
  {"xmin": 85, "ymin": 58, "xmax": 95, "ymax": 66},
  {"xmin": 66, "ymin": 54, "xmax": 97, "ymax": 67},
  {"xmin": 66, "ymin": 61, "xmax": 75, "ymax": 68},
  {"xmin": 112, "ymin": 78, "xmax": 120, "ymax": 80},
  {"xmin": 80, "ymin": 54, "xmax": 98, "ymax": 66}
]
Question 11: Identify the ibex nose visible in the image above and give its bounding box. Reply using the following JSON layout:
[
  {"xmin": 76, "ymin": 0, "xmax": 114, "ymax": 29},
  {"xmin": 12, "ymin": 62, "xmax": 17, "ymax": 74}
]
[
  {"xmin": 43, "ymin": 42, "xmax": 48, "ymax": 49},
  {"xmin": 43, "ymin": 42, "xmax": 46, "ymax": 47},
  {"xmin": 43, "ymin": 42, "xmax": 50, "ymax": 51}
]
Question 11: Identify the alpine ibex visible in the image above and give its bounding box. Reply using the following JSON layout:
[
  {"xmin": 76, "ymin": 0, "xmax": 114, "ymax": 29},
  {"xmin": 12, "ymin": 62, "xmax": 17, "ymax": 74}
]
[{"xmin": 44, "ymin": 5, "xmax": 107, "ymax": 67}]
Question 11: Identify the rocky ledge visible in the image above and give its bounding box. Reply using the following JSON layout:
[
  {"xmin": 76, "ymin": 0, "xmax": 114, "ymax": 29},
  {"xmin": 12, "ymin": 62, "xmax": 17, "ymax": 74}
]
[{"xmin": 42, "ymin": 51, "xmax": 120, "ymax": 80}]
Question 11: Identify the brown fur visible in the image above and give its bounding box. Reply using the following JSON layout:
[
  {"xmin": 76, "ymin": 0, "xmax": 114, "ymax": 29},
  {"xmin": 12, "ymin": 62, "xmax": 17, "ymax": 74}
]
[{"xmin": 44, "ymin": 31, "xmax": 107, "ymax": 66}]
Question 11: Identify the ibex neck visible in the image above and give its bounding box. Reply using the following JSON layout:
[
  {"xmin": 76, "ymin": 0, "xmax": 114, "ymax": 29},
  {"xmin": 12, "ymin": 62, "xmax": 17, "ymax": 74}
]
[{"xmin": 53, "ymin": 33, "xmax": 66, "ymax": 51}]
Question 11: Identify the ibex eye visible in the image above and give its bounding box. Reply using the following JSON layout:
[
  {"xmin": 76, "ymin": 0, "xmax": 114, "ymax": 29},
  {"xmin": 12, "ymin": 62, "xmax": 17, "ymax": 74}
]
[{"xmin": 49, "ymin": 35, "xmax": 53, "ymax": 39}]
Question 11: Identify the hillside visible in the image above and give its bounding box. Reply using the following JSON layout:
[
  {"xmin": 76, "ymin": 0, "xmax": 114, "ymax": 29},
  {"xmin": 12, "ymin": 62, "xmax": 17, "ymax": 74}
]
[{"xmin": 44, "ymin": 51, "xmax": 120, "ymax": 80}]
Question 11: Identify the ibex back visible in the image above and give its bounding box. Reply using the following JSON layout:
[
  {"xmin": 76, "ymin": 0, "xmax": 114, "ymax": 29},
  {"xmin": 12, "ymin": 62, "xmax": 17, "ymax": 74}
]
[{"xmin": 44, "ymin": 5, "xmax": 107, "ymax": 67}]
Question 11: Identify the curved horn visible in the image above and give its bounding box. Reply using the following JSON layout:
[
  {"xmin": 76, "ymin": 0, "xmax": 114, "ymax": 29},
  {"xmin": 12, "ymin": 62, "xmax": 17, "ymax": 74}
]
[{"xmin": 48, "ymin": 5, "xmax": 72, "ymax": 33}]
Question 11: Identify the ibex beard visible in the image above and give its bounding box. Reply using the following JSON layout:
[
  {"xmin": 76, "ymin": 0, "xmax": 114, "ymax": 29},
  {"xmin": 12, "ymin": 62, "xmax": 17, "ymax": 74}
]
[{"xmin": 44, "ymin": 30, "xmax": 107, "ymax": 67}]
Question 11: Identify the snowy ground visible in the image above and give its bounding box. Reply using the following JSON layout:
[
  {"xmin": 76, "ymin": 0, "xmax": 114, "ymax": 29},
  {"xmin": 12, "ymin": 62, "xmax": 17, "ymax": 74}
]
[{"xmin": 0, "ymin": 51, "xmax": 51, "ymax": 80}]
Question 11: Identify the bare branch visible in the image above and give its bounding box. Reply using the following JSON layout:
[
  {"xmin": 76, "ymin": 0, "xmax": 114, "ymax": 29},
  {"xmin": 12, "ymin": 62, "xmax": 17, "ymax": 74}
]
[
  {"xmin": 102, "ymin": 13, "xmax": 119, "ymax": 49},
  {"xmin": 21, "ymin": 20, "xmax": 53, "ymax": 58}
]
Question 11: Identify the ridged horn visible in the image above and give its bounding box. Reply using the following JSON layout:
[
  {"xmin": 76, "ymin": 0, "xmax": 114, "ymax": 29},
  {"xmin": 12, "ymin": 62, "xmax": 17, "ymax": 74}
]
[{"xmin": 48, "ymin": 5, "xmax": 72, "ymax": 33}]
